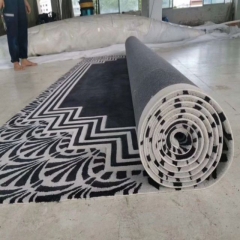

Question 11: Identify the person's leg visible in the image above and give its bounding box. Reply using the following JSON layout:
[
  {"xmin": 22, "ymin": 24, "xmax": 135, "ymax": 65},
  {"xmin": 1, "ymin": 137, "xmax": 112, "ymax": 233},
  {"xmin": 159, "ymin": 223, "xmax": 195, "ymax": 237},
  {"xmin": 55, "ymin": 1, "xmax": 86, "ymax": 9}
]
[
  {"xmin": 18, "ymin": 0, "xmax": 37, "ymax": 67},
  {"xmin": 18, "ymin": 0, "xmax": 28, "ymax": 60},
  {"xmin": 4, "ymin": 0, "xmax": 24, "ymax": 70}
]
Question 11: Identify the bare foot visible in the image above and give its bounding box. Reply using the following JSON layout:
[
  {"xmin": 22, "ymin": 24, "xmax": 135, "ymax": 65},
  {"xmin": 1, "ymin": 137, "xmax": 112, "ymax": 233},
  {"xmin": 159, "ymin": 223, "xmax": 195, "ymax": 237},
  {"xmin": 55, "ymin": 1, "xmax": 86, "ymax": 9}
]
[
  {"xmin": 14, "ymin": 62, "xmax": 25, "ymax": 71},
  {"xmin": 21, "ymin": 59, "xmax": 38, "ymax": 67}
]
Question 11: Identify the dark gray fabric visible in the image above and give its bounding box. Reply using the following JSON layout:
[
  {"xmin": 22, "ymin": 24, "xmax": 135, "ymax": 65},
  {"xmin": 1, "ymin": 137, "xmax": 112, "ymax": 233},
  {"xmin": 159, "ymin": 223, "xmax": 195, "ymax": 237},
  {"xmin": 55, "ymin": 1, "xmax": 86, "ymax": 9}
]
[
  {"xmin": 4, "ymin": 0, "xmax": 28, "ymax": 62},
  {"xmin": 125, "ymin": 36, "xmax": 233, "ymax": 190},
  {"xmin": 125, "ymin": 36, "xmax": 195, "ymax": 126}
]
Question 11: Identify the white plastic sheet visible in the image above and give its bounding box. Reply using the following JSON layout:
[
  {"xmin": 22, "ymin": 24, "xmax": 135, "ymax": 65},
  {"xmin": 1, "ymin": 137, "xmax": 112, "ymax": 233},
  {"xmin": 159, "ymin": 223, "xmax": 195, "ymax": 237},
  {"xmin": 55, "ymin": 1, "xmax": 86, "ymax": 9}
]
[
  {"xmin": 0, "ymin": 14, "xmax": 204, "ymax": 58},
  {"xmin": 0, "ymin": 31, "xmax": 234, "ymax": 70},
  {"xmin": 0, "ymin": 15, "xmax": 239, "ymax": 70},
  {"xmin": 195, "ymin": 22, "xmax": 240, "ymax": 36}
]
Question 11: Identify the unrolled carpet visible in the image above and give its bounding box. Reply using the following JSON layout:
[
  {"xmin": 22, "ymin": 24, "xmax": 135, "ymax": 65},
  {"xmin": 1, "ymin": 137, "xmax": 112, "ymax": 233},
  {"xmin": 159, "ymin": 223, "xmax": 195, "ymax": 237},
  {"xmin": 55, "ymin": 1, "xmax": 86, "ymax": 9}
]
[{"xmin": 0, "ymin": 38, "xmax": 233, "ymax": 203}]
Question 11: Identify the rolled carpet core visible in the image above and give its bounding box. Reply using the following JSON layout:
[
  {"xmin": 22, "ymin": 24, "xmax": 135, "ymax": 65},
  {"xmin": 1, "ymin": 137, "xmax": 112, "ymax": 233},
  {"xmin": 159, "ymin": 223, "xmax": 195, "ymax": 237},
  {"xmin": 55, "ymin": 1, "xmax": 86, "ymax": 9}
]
[{"xmin": 125, "ymin": 36, "xmax": 234, "ymax": 189}]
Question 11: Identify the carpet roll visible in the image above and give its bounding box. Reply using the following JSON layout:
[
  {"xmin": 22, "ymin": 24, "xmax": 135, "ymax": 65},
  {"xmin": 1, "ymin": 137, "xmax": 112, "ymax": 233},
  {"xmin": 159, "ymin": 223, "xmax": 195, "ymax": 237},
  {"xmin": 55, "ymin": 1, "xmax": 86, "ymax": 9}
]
[{"xmin": 125, "ymin": 36, "xmax": 234, "ymax": 189}]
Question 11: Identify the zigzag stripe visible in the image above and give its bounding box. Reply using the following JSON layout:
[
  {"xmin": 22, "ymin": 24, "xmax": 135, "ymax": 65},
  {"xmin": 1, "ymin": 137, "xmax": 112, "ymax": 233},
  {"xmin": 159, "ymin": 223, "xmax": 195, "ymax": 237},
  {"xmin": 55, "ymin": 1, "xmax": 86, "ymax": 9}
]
[{"xmin": 21, "ymin": 56, "xmax": 141, "ymax": 167}]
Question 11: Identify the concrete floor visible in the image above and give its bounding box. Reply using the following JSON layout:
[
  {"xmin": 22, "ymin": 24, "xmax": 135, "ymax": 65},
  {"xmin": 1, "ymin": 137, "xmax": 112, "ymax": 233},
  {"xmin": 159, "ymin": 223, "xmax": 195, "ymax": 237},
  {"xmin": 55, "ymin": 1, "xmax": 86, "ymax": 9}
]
[{"xmin": 0, "ymin": 39, "xmax": 240, "ymax": 240}]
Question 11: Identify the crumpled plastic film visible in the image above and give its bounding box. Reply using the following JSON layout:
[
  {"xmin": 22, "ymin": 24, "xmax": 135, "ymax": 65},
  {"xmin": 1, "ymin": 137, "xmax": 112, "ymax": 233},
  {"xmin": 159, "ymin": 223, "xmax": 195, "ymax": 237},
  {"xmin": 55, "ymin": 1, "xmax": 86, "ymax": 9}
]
[{"xmin": 0, "ymin": 14, "xmax": 204, "ymax": 57}]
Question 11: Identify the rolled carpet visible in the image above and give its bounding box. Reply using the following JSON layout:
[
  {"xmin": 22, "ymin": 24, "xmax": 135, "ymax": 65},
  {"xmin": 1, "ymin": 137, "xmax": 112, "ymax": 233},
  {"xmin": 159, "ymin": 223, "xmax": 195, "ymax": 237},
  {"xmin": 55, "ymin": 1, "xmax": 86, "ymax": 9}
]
[{"xmin": 125, "ymin": 36, "xmax": 234, "ymax": 189}]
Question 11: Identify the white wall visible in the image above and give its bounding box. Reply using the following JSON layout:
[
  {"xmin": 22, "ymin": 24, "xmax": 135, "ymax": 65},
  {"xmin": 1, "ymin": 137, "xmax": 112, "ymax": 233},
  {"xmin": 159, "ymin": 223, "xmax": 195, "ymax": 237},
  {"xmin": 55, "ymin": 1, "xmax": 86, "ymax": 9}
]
[
  {"xmin": 149, "ymin": 0, "xmax": 163, "ymax": 20},
  {"xmin": 162, "ymin": 3, "xmax": 232, "ymax": 25},
  {"xmin": 142, "ymin": 0, "xmax": 163, "ymax": 20},
  {"xmin": 37, "ymin": 0, "xmax": 52, "ymax": 14},
  {"xmin": 142, "ymin": 1, "xmax": 232, "ymax": 25}
]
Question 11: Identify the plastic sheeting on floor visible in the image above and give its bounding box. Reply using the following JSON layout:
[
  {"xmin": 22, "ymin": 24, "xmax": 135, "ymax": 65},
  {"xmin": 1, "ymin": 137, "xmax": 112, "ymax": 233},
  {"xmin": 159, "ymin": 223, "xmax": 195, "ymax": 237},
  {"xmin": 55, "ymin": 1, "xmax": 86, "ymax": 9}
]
[
  {"xmin": 0, "ymin": 14, "xmax": 203, "ymax": 60},
  {"xmin": 17, "ymin": 15, "xmax": 205, "ymax": 56},
  {"xmin": 0, "ymin": 31, "xmax": 232, "ymax": 70},
  {"xmin": 0, "ymin": 15, "xmax": 240, "ymax": 70}
]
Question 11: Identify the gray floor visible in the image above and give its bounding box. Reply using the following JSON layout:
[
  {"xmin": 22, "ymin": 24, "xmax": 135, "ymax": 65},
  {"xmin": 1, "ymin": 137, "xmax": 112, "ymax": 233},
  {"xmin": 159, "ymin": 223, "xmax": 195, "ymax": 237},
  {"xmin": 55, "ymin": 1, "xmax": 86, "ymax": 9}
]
[{"xmin": 0, "ymin": 39, "xmax": 240, "ymax": 240}]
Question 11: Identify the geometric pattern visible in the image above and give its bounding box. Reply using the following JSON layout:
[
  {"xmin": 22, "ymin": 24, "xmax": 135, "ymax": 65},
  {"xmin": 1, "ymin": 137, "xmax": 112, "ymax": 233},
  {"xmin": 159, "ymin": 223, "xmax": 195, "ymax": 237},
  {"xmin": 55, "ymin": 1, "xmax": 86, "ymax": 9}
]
[
  {"xmin": 0, "ymin": 56, "xmax": 153, "ymax": 203},
  {"xmin": 0, "ymin": 56, "xmax": 230, "ymax": 203}
]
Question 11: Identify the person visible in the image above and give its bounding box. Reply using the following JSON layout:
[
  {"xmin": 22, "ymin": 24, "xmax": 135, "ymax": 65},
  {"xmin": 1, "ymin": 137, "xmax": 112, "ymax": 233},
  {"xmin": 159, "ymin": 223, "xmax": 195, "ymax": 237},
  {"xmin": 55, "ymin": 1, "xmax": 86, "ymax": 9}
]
[{"xmin": 0, "ymin": 0, "xmax": 37, "ymax": 71}]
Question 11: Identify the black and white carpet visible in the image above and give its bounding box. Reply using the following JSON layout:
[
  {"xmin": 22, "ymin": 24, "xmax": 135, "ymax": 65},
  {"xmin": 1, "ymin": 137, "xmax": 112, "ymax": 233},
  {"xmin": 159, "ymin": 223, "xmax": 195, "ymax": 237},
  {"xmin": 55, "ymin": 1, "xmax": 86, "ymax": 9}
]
[
  {"xmin": 0, "ymin": 38, "xmax": 234, "ymax": 203},
  {"xmin": 0, "ymin": 56, "xmax": 155, "ymax": 203}
]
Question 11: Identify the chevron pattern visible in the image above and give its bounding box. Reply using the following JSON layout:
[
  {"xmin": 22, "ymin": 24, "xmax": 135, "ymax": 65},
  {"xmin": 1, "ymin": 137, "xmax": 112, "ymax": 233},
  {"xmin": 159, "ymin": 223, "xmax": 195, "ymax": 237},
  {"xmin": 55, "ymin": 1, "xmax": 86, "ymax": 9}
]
[
  {"xmin": 0, "ymin": 56, "xmax": 158, "ymax": 203},
  {"xmin": 0, "ymin": 56, "xmax": 230, "ymax": 203},
  {"xmin": 26, "ymin": 56, "xmax": 140, "ymax": 168}
]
